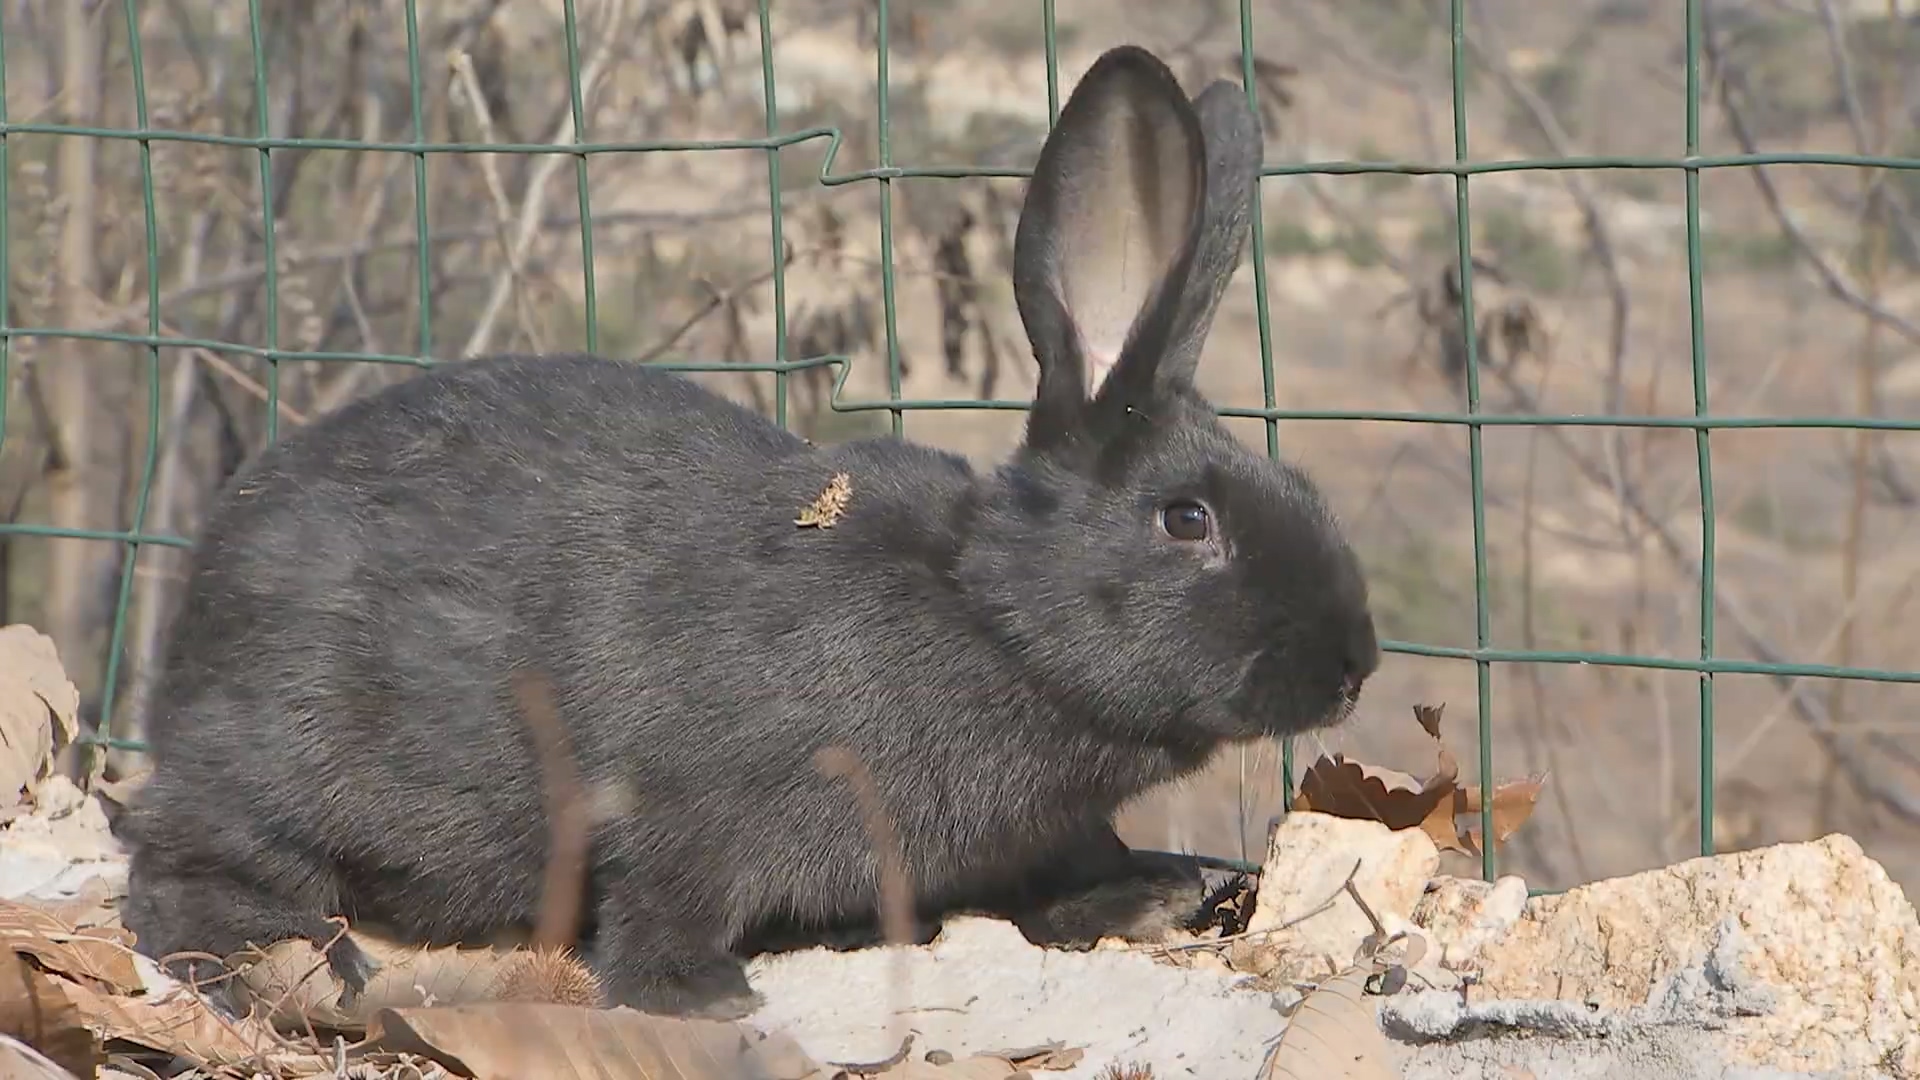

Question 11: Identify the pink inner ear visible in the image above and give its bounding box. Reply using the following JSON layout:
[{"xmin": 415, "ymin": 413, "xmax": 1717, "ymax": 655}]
[{"xmin": 1085, "ymin": 349, "xmax": 1119, "ymax": 395}]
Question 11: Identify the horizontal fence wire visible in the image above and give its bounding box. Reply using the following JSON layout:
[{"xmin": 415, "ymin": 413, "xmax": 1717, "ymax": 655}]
[{"xmin": 0, "ymin": 0, "xmax": 1915, "ymax": 885}]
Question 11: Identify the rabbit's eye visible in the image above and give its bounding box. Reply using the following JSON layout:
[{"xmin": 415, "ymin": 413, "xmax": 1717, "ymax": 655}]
[{"xmin": 1160, "ymin": 501, "xmax": 1212, "ymax": 542}]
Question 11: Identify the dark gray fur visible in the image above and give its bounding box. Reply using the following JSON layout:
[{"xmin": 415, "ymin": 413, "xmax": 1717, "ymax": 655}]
[{"xmin": 116, "ymin": 45, "xmax": 1380, "ymax": 1019}]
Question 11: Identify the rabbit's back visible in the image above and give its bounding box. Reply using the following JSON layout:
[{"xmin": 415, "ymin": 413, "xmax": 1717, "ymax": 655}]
[
  {"xmin": 146, "ymin": 354, "xmax": 814, "ymax": 756},
  {"xmin": 138, "ymin": 360, "xmax": 784, "ymax": 909},
  {"xmin": 131, "ymin": 354, "xmax": 1037, "ymax": 948}
]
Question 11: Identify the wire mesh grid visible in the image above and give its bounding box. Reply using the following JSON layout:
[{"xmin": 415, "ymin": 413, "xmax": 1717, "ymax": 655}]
[{"xmin": 3, "ymin": 0, "xmax": 1919, "ymax": 886}]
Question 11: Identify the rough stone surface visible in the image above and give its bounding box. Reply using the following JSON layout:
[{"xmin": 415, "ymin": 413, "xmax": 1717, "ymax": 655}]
[
  {"xmin": 742, "ymin": 916, "xmax": 1288, "ymax": 1079},
  {"xmin": 1461, "ymin": 833, "xmax": 1920, "ymax": 1077},
  {"xmin": 1411, "ymin": 873, "xmax": 1529, "ymax": 971},
  {"xmin": 1236, "ymin": 810, "xmax": 1440, "ymax": 982}
]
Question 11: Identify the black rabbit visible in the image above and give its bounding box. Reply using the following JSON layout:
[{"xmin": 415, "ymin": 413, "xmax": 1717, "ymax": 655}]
[{"xmin": 117, "ymin": 44, "xmax": 1380, "ymax": 1020}]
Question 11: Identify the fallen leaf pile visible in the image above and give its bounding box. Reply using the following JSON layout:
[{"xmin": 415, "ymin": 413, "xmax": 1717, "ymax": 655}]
[
  {"xmin": 3, "ymin": 895, "xmax": 1104, "ymax": 1080},
  {"xmin": 0, "ymin": 626, "xmax": 82, "ymax": 812},
  {"xmin": 1257, "ymin": 949, "xmax": 1405, "ymax": 1080},
  {"xmin": 228, "ymin": 935, "xmax": 608, "ymax": 1032},
  {"xmin": 1291, "ymin": 703, "xmax": 1548, "ymax": 857},
  {"xmin": 1253, "ymin": 873, "xmax": 1435, "ymax": 1080}
]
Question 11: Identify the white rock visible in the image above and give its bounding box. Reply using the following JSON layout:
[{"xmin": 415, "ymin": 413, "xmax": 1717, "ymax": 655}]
[
  {"xmin": 1426, "ymin": 834, "xmax": 1920, "ymax": 1076},
  {"xmin": 743, "ymin": 915, "xmax": 1287, "ymax": 1079},
  {"xmin": 1412, "ymin": 874, "xmax": 1529, "ymax": 971},
  {"xmin": 1237, "ymin": 811, "xmax": 1440, "ymax": 982}
]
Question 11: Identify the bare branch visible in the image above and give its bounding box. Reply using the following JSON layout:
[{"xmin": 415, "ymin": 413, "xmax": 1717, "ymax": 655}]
[
  {"xmin": 1490, "ymin": 366, "xmax": 1920, "ymax": 825},
  {"xmin": 462, "ymin": 0, "xmax": 631, "ymax": 359},
  {"xmin": 42, "ymin": 0, "xmax": 115, "ymax": 693},
  {"xmin": 451, "ymin": 48, "xmax": 553, "ymax": 352},
  {"xmin": 1701, "ymin": 0, "xmax": 1920, "ymax": 349},
  {"xmin": 1810, "ymin": 0, "xmax": 1920, "ymax": 261}
]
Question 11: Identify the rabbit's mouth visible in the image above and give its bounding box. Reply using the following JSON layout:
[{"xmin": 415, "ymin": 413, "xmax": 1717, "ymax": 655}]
[
  {"xmin": 1257, "ymin": 687, "xmax": 1358, "ymax": 742},
  {"xmin": 1226, "ymin": 643, "xmax": 1365, "ymax": 739},
  {"xmin": 1288, "ymin": 683, "xmax": 1360, "ymax": 736},
  {"xmin": 1327, "ymin": 682, "xmax": 1363, "ymax": 726},
  {"xmin": 1335, "ymin": 663, "xmax": 1370, "ymax": 715}
]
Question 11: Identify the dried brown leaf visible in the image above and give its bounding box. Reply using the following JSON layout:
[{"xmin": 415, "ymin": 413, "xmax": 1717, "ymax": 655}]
[
  {"xmin": 1260, "ymin": 967, "xmax": 1401, "ymax": 1080},
  {"xmin": 1390, "ymin": 930, "xmax": 1429, "ymax": 973},
  {"xmin": 0, "ymin": 956, "xmax": 99, "ymax": 1079},
  {"xmin": 1013, "ymin": 1045, "xmax": 1084, "ymax": 1071},
  {"xmin": 59, "ymin": 978, "xmax": 305, "ymax": 1071},
  {"xmin": 0, "ymin": 625, "xmax": 81, "ymax": 810},
  {"xmin": 231, "ymin": 936, "xmax": 604, "ymax": 1034},
  {"xmin": 1292, "ymin": 703, "xmax": 1545, "ymax": 857},
  {"xmin": 1290, "ymin": 757, "xmax": 1422, "ymax": 819},
  {"xmin": 0, "ymin": 900, "xmax": 143, "ymax": 994},
  {"xmin": 972, "ymin": 1041, "xmax": 1084, "ymax": 1072},
  {"xmin": 1416, "ymin": 755, "xmax": 1470, "ymax": 856},
  {"xmin": 367, "ymin": 1003, "xmax": 828, "ymax": 1080},
  {"xmin": 1291, "ymin": 754, "xmax": 1469, "ymax": 856},
  {"xmin": 1412, "ymin": 703, "xmax": 1444, "ymax": 741},
  {"xmin": 1457, "ymin": 773, "xmax": 1550, "ymax": 854},
  {"xmin": 34, "ymin": 881, "xmax": 119, "ymax": 935}
]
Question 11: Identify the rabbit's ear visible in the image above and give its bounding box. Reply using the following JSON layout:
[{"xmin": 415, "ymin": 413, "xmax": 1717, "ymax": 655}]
[
  {"xmin": 1148, "ymin": 79, "xmax": 1264, "ymax": 388},
  {"xmin": 1093, "ymin": 77, "xmax": 1263, "ymax": 411},
  {"xmin": 1013, "ymin": 46, "xmax": 1207, "ymax": 448}
]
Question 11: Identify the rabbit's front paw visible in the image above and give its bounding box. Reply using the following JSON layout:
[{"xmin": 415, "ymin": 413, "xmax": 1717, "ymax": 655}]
[
  {"xmin": 683, "ymin": 986, "xmax": 767, "ymax": 1022},
  {"xmin": 598, "ymin": 950, "xmax": 764, "ymax": 1019},
  {"xmin": 593, "ymin": 896, "xmax": 765, "ymax": 1019},
  {"xmin": 325, "ymin": 935, "xmax": 380, "ymax": 1007},
  {"xmin": 1011, "ymin": 870, "xmax": 1206, "ymax": 949}
]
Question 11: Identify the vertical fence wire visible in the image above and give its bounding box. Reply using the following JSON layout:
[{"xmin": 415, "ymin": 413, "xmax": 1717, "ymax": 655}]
[
  {"xmin": 1446, "ymin": 0, "xmax": 1497, "ymax": 881},
  {"xmin": 245, "ymin": 0, "xmax": 280, "ymax": 443},
  {"xmin": 0, "ymin": 7, "xmax": 9, "ymax": 501},
  {"xmin": 875, "ymin": 0, "xmax": 904, "ymax": 437},
  {"xmin": 1684, "ymin": 0, "xmax": 1718, "ymax": 857},
  {"xmin": 404, "ymin": 0, "xmax": 434, "ymax": 360},
  {"xmin": 561, "ymin": 0, "xmax": 600, "ymax": 355},
  {"xmin": 1237, "ymin": 0, "xmax": 1292, "ymax": 830},
  {"xmin": 758, "ymin": 0, "xmax": 791, "ymax": 429}
]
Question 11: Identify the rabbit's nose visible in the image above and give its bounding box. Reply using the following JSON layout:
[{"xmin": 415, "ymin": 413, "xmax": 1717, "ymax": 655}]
[{"xmin": 1342, "ymin": 612, "xmax": 1381, "ymax": 699}]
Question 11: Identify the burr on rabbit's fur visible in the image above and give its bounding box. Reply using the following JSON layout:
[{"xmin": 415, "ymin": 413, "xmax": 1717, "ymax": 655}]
[{"xmin": 117, "ymin": 44, "xmax": 1381, "ymax": 1020}]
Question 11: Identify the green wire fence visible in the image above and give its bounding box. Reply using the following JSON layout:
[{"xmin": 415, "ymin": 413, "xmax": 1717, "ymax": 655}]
[{"xmin": 2, "ymin": 0, "xmax": 1918, "ymax": 888}]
